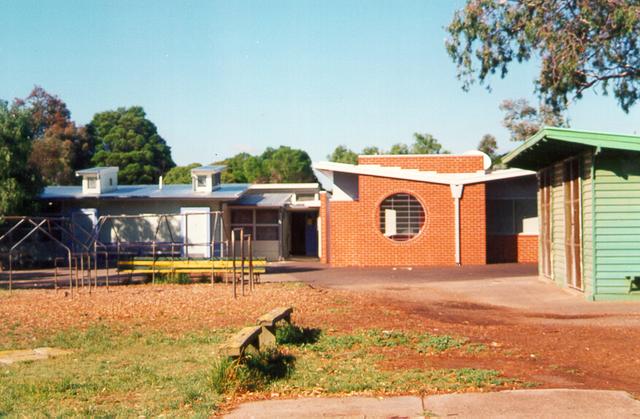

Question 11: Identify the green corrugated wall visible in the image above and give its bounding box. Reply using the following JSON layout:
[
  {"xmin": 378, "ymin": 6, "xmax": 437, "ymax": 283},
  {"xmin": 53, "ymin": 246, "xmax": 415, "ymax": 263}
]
[
  {"xmin": 593, "ymin": 150, "xmax": 640, "ymax": 300},
  {"xmin": 551, "ymin": 161, "xmax": 565, "ymax": 286},
  {"xmin": 582, "ymin": 152, "xmax": 594, "ymax": 298}
]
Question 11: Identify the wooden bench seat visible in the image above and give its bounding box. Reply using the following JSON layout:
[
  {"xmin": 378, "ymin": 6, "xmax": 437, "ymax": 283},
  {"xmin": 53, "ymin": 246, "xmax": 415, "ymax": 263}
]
[
  {"xmin": 219, "ymin": 326, "xmax": 262, "ymax": 358},
  {"xmin": 257, "ymin": 306, "xmax": 293, "ymax": 348}
]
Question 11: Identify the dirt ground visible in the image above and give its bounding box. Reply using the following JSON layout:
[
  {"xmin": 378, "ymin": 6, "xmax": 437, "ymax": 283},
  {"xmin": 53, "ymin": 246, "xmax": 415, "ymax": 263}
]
[
  {"xmin": 2, "ymin": 262, "xmax": 640, "ymax": 399},
  {"xmin": 267, "ymin": 262, "xmax": 640, "ymax": 396}
]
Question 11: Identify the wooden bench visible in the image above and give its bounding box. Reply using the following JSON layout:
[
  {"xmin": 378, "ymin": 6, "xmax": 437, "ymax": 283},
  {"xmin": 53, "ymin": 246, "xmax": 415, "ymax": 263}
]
[
  {"xmin": 257, "ymin": 307, "xmax": 293, "ymax": 348},
  {"xmin": 219, "ymin": 326, "xmax": 262, "ymax": 358}
]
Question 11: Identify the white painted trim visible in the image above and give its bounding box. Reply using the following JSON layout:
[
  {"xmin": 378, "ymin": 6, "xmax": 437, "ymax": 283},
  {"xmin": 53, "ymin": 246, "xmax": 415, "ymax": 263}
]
[
  {"xmin": 313, "ymin": 161, "xmax": 534, "ymax": 186},
  {"xmin": 249, "ymin": 183, "xmax": 320, "ymax": 190}
]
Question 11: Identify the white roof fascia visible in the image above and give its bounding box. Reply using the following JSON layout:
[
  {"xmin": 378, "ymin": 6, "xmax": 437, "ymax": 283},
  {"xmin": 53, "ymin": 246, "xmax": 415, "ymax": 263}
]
[
  {"xmin": 312, "ymin": 162, "xmax": 535, "ymax": 186},
  {"xmin": 249, "ymin": 183, "xmax": 319, "ymax": 190}
]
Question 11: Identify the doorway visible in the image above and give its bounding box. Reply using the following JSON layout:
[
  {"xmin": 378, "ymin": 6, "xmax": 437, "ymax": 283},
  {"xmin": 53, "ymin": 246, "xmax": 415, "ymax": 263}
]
[
  {"xmin": 563, "ymin": 159, "xmax": 582, "ymax": 290},
  {"xmin": 289, "ymin": 211, "xmax": 318, "ymax": 257},
  {"xmin": 180, "ymin": 207, "xmax": 211, "ymax": 258}
]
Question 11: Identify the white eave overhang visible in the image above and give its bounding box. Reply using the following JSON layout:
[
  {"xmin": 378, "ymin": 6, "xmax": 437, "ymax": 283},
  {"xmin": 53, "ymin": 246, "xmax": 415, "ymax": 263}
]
[{"xmin": 312, "ymin": 161, "xmax": 535, "ymax": 186}]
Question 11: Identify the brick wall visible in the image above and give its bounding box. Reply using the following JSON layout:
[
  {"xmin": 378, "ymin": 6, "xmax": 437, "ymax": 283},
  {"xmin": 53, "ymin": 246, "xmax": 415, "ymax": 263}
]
[
  {"xmin": 326, "ymin": 174, "xmax": 486, "ymax": 267},
  {"xmin": 486, "ymin": 234, "xmax": 538, "ymax": 263},
  {"xmin": 358, "ymin": 155, "xmax": 484, "ymax": 173}
]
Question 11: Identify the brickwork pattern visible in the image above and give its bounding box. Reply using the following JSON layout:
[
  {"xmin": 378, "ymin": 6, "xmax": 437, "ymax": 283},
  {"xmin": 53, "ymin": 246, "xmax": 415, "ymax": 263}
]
[
  {"xmin": 358, "ymin": 155, "xmax": 484, "ymax": 173},
  {"xmin": 327, "ymin": 175, "xmax": 487, "ymax": 267},
  {"xmin": 486, "ymin": 234, "xmax": 539, "ymax": 263}
]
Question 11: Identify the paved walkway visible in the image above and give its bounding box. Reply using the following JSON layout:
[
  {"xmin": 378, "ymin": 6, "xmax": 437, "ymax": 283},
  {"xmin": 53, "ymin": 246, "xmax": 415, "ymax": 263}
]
[{"xmin": 225, "ymin": 389, "xmax": 640, "ymax": 418}]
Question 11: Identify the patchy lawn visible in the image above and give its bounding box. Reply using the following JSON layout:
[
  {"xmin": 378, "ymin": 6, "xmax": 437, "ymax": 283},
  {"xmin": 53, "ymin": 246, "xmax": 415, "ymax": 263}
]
[{"xmin": 0, "ymin": 283, "xmax": 524, "ymax": 416}]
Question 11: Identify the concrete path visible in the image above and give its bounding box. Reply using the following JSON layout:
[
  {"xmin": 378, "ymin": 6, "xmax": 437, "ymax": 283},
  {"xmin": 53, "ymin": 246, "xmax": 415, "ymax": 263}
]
[
  {"xmin": 225, "ymin": 389, "xmax": 640, "ymax": 418},
  {"xmin": 0, "ymin": 347, "xmax": 71, "ymax": 365}
]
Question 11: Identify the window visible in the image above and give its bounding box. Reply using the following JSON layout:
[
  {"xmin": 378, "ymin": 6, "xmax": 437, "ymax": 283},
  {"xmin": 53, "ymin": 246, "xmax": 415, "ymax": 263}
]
[
  {"xmin": 487, "ymin": 198, "xmax": 538, "ymax": 235},
  {"xmin": 86, "ymin": 176, "xmax": 97, "ymax": 189},
  {"xmin": 197, "ymin": 175, "xmax": 207, "ymax": 188},
  {"xmin": 256, "ymin": 226, "xmax": 279, "ymax": 241},
  {"xmin": 255, "ymin": 210, "xmax": 279, "ymax": 224},
  {"xmin": 230, "ymin": 209, "xmax": 281, "ymax": 241},
  {"xmin": 231, "ymin": 210, "xmax": 253, "ymax": 224},
  {"xmin": 379, "ymin": 193, "xmax": 425, "ymax": 241}
]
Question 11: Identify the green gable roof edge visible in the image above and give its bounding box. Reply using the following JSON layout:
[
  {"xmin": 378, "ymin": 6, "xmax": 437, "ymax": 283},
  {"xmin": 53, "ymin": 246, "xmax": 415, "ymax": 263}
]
[{"xmin": 503, "ymin": 127, "xmax": 640, "ymax": 166}]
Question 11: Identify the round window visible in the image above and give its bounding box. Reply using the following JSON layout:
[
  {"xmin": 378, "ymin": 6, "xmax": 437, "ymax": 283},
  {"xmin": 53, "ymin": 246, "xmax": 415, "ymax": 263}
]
[{"xmin": 379, "ymin": 193, "xmax": 425, "ymax": 241}]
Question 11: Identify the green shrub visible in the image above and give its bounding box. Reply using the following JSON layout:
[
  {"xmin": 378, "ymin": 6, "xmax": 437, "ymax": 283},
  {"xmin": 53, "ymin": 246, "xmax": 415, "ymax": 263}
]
[
  {"xmin": 153, "ymin": 272, "xmax": 192, "ymax": 284},
  {"xmin": 209, "ymin": 348, "xmax": 295, "ymax": 395},
  {"xmin": 276, "ymin": 323, "xmax": 321, "ymax": 345}
]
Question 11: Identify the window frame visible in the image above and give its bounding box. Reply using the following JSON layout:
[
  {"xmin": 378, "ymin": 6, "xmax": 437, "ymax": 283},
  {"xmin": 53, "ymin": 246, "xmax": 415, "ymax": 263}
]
[
  {"xmin": 229, "ymin": 208, "xmax": 281, "ymax": 242},
  {"xmin": 378, "ymin": 192, "xmax": 426, "ymax": 242}
]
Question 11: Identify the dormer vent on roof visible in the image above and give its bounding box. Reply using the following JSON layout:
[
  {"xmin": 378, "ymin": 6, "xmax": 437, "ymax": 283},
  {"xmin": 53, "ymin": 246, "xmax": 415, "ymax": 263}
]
[
  {"xmin": 190, "ymin": 165, "xmax": 225, "ymax": 192},
  {"xmin": 75, "ymin": 167, "xmax": 119, "ymax": 195}
]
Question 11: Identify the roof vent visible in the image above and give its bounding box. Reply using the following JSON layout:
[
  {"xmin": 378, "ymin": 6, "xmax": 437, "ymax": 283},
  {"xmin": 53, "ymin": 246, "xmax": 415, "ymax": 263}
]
[
  {"xmin": 75, "ymin": 167, "xmax": 119, "ymax": 195},
  {"xmin": 190, "ymin": 165, "xmax": 225, "ymax": 192}
]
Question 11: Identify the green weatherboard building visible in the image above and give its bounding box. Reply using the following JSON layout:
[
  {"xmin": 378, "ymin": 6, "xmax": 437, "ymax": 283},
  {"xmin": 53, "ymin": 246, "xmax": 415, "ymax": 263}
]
[{"xmin": 504, "ymin": 128, "xmax": 640, "ymax": 301}]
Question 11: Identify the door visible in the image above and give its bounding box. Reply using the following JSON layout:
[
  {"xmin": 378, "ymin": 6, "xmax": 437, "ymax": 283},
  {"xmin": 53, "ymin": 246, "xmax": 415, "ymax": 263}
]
[
  {"xmin": 539, "ymin": 168, "xmax": 552, "ymax": 277},
  {"xmin": 180, "ymin": 208, "xmax": 210, "ymax": 258},
  {"xmin": 563, "ymin": 159, "xmax": 582, "ymax": 290},
  {"xmin": 304, "ymin": 214, "xmax": 318, "ymax": 257},
  {"xmin": 71, "ymin": 208, "xmax": 97, "ymax": 252}
]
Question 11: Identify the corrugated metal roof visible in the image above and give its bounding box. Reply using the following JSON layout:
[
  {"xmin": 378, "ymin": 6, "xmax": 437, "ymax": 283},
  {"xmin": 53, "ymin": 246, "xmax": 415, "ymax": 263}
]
[
  {"xmin": 504, "ymin": 127, "xmax": 640, "ymax": 170},
  {"xmin": 231, "ymin": 192, "xmax": 293, "ymax": 207},
  {"xmin": 40, "ymin": 183, "xmax": 249, "ymax": 200}
]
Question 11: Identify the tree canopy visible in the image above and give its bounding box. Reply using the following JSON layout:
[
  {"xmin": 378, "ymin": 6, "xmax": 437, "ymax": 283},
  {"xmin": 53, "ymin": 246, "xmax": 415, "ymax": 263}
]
[
  {"xmin": 500, "ymin": 98, "xmax": 568, "ymax": 142},
  {"xmin": 328, "ymin": 133, "xmax": 449, "ymax": 164},
  {"xmin": 388, "ymin": 133, "xmax": 450, "ymax": 155},
  {"xmin": 446, "ymin": 1, "xmax": 640, "ymax": 112},
  {"xmin": 477, "ymin": 134, "xmax": 498, "ymax": 159},
  {"xmin": 0, "ymin": 101, "xmax": 43, "ymax": 215},
  {"xmin": 218, "ymin": 146, "xmax": 316, "ymax": 183},
  {"xmin": 163, "ymin": 163, "xmax": 202, "ymax": 184},
  {"xmin": 328, "ymin": 145, "xmax": 358, "ymax": 164},
  {"xmin": 89, "ymin": 107, "xmax": 175, "ymax": 184},
  {"xmin": 15, "ymin": 86, "xmax": 92, "ymax": 185}
]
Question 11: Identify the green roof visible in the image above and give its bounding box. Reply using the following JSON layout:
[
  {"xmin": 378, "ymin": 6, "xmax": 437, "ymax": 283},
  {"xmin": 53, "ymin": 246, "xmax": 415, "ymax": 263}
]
[{"xmin": 503, "ymin": 127, "xmax": 640, "ymax": 170}]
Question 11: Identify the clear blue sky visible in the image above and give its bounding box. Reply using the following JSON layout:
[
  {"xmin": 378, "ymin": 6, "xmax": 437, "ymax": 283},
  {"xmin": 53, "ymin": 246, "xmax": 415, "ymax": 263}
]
[{"xmin": 1, "ymin": 0, "xmax": 638, "ymax": 165}]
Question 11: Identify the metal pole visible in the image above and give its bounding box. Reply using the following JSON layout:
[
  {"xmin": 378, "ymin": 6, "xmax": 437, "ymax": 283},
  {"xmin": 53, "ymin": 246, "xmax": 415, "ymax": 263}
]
[
  {"xmin": 240, "ymin": 229, "xmax": 245, "ymax": 297},
  {"xmin": 210, "ymin": 240, "xmax": 214, "ymax": 286},
  {"xmin": 54, "ymin": 257, "xmax": 58, "ymax": 292},
  {"xmin": 104, "ymin": 251, "xmax": 110, "ymax": 291},
  {"xmin": 68, "ymin": 252, "xmax": 73, "ymax": 296},
  {"xmin": 8, "ymin": 253, "xmax": 12, "ymax": 292},
  {"xmin": 94, "ymin": 241, "xmax": 98, "ymax": 291},
  {"xmin": 248, "ymin": 234, "xmax": 253, "ymax": 291},
  {"xmin": 80, "ymin": 254, "xmax": 84, "ymax": 289},
  {"xmin": 184, "ymin": 212, "xmax": 189, "ymax": 259},
  {"xmin": 231, "ymin": 229, "xmax": 236, "ymax": 299},
  {"xmin": 152, "ymin": 241, "xmax": 156, "ymax": 284}
]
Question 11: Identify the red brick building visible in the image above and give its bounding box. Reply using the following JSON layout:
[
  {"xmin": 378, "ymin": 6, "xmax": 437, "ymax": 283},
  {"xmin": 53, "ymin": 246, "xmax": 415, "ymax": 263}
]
[{"xmin": 313, "ymin": 153, "xmax": 537, "ymax": 267}]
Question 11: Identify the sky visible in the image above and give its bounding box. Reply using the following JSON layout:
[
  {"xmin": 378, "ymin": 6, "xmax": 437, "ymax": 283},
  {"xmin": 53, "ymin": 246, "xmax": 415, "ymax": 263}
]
[{"xmin": 1, "ymin": 0, "xmax": 638, "ymax": 166}]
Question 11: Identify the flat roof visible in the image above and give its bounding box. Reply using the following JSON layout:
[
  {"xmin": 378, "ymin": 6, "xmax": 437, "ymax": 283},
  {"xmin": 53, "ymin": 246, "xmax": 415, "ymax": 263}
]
[
  {"xmin": 190, "ymin": 165, "xmax": 225, "ymax": 174},
  {"xmin": 313, "ymin": 161, "xmax": 534, "ymax": 186},
  {"xmin": 75, "ymin": 167, "xmax": 119, "ymax": 176},
  {"xmin": 41, "ymin": 183, "xmax": 249, "ymax": 201},
  {"xmin": 231, "ymin": 192, "xmax": 293, "ymax": 207},
  {"xmin": 504, "ymin": 127, "xmax": 640, "ymax": 170}
]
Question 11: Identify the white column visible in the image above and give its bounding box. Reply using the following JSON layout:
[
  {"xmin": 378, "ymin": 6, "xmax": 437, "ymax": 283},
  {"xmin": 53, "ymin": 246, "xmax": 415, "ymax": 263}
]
[{"xmin": 450, "ymin": 184, "xmax": 464, "ymax": 266}]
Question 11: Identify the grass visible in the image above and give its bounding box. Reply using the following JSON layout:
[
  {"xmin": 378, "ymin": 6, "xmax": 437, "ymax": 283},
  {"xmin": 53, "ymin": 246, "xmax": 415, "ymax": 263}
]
[
  {"xmin": 267, "ymin": 328, "xmax": 511, "ymax": 395},
  {"xmin": 0, "ymin": 325, "xmax": 228, "ymax": 417},
  {"xmin": 0, "ymin": 322, "xmax": 513, "ymax": 417}
]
